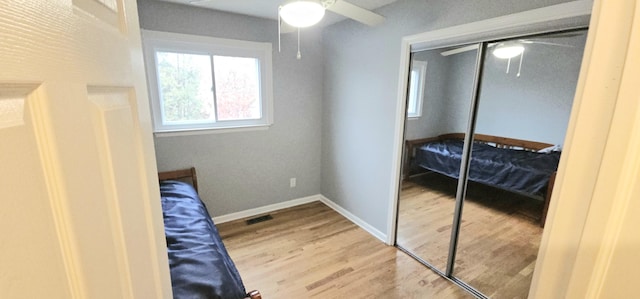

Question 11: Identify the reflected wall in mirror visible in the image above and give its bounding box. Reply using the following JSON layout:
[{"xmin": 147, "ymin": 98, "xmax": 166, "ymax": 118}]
[
  {"xmin": 454, "ymin": 30, "xmax": 588, "ymax": 298},
  {"xmin": 396, "ymin": 29, "xmax": 588, "ymax": 298},
  {"xmin": 397, "ymin": 43, "xmax": 478, "ymax": 272}
]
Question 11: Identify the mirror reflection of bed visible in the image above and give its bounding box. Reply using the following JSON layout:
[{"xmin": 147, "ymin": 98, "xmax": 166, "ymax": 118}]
[{"xmin": 396, "ymin": 29, "xmax": 587, "ymax": 298}]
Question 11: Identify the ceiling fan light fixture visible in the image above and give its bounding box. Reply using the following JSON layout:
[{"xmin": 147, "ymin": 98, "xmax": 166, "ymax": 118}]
[
  {"xmin": 279, "ymin": 1, "xmax": 326, "ymax": 28},
  {"xmin": 493, "ymin": 44, "xmax": 525, "ymax": 59}
]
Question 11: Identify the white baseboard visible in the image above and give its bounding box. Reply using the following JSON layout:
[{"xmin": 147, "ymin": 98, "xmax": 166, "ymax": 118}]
[
  {"xmin": 319, "ymin": 195, "xmax": 388, "ymax": 243},
  {"xmin": 212, "ymin": 194, "xmax": 388, "ymax": 244},
  {"xmin": 213, "ymin": 194, "xmax": 320, "ymax": 224}
]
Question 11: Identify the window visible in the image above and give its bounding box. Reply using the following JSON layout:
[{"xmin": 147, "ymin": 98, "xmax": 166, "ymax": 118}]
[
  {"xmin": 407, "ymin": 60, "xmax": 427, "ymax": 118},
  {"xmin": 142, "ymin": 30, "xmax": 273, "ymax": 134}
]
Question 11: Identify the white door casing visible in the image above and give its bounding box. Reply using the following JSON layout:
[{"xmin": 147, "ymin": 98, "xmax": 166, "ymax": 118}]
[
  {"xmin": 531, "ymin": 0, "xmax": 640, "ymax": 297},
  {"xmin": 0, "ymin": 1, "xmax": 172, "ymax": 298}
]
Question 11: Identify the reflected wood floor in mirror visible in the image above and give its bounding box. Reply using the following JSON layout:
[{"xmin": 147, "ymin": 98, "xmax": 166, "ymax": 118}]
[
  {"xmin": 217, "ymin": 201, "xmax": 474, "ymax": 299},
  {"xmin": 398, "ymin": 173, "xmax": 543, "ymax": 298}
]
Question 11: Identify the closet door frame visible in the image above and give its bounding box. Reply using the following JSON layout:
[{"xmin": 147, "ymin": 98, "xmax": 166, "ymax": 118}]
[
  {"xmin": 395, "ymin": 42, "xmax": 483, "ymax": 276},
  {"xmin": 389, "ymin": 0, "xmax": 592, "ymax": 246},
  {"xmin": 390, "ymin": 1, "xmax": 592, "ymax": 298},
  {"xmin": 445, "ymin": 42, "xmax": 486, "ymax": 277}
]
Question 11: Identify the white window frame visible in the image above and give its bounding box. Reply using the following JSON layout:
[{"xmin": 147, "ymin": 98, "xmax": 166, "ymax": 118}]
[
  {"xmin": 141, "ymin": 30, "xmax": 273, "ymax": 135},
  {"xmin": 407, "ymin": 60, "xmax": 427, "ymax": 119}
]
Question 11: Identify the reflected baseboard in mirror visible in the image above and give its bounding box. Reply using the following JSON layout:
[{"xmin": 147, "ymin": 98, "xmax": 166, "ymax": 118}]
[{"xmin": 396, "ymin": 173, "xmax": 543, "ymax": 298}]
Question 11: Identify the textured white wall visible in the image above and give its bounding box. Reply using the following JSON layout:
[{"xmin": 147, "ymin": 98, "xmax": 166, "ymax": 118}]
[{"xmin": 137, "ymin": 0, "xmax": 323, "ymax": 216}]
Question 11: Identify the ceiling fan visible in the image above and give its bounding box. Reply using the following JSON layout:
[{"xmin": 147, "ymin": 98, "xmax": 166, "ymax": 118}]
[
  {"xmin": 278, "ymin": 0, "xmax": 385, "ymax": 59},
  {"xmin": 440, "ymin": 31, "xmax": 582, "ymax": 57},
  {"xmin": 440, "ymin": 39, "xmax": 573, "ymax": 57},
  {"xmin": 439, "ymin": 35, "xmax": 578, "ymax": 77},
  {"xmin": 279, "ymin": 0, "xmax": 385, "ymax": 29}
]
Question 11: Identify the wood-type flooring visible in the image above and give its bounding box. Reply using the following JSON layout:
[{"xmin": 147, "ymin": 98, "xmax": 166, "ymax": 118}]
[
  {"xmin": 397, "ymin": 173, "xmax": 543, "ymax": 298},
  {"xmin": 217, "ymin": 173, "xmax": 542, "ymax": 298},
  {"xmin": 217, "ymin": 201, "xmax": 474, "ymax": 299}
]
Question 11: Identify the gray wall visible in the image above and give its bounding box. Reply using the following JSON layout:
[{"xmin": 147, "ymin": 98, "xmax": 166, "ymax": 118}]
[
  {"xmin": 475, "ymin": 33, "xmax": 587, "ymax": 145},
  {"xmin": 406, "ymin": 32, "xmax": 585, "ymax": 146},
  {"xmin": 404, "ymin": 49, "xmax": 477, "ymax": 140},
  {"xmin": 137, "ymin": 0, "xmax": 323, "ymax": 216},
  {"xmin": 404, "ymin": 50, "xmax": 450, "ymax": 140},
  {"xmin": 442, "ymin": 50, "xmax": 479, "ymax": 135},
  {"xmin": 321, "ymin": 0, "xmax": 576, "ymax": 235}
]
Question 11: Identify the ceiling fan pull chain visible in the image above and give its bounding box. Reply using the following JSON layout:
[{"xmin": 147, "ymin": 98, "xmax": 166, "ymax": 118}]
[
  {"xmin": 506, "ymin": 57, "xmax": 511, "ymax": 74},
  {"xmin": 517, "ymin": 49, "xmax": 525, "ymax": 77},
  {"xmin": 297, "ymin": 27, "xmax": 302, "ymax": 60}
]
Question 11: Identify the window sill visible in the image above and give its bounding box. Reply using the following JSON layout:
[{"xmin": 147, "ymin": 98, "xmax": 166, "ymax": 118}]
[{"xmin": 154, "ymin": 124, "xmax": 271, "ymax": 137}]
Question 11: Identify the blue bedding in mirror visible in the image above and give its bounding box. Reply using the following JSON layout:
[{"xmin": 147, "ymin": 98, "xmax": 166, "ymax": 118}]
[{"xmin": 413, "ymin": 139, "xmax": 560, "ymax": 199}]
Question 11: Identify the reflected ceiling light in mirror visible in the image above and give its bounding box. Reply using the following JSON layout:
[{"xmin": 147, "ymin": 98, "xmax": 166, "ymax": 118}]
[
  {"xmin": 493, "ymin": 43, "xmax": 525, "ymax": 59},
  {"xmin": 492, "ymin": 43, "xmax": 526, "ymax": 77},
  {"xmin": 279, "ymin": 1, "xmax": 326, "ymax": 28}
]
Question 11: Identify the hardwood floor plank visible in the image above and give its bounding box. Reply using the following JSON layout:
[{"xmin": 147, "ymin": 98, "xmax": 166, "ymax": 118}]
[
  {"xmin": 397, "ymin": 174, "xmax": 543, "ymax": 298},
  {"xmin": 217, "ymin": 201, "xmax": 473, "ymax": 298}
]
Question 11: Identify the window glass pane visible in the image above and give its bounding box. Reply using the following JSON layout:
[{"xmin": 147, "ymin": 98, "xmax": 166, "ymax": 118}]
[
  {"xmin": 407, "ymin": 70, "xmax": 419, "ymax": 115},
  {"xmin": 143, "ymin": 30, "xmax": 273, "ymax": 133},
  {"xmin": 213, "ymin": 56, "xmax": 261, "ymax": 121},
  {"xmin": 156, "ymin": 52, "xmax": 215, "ymax": 125}
]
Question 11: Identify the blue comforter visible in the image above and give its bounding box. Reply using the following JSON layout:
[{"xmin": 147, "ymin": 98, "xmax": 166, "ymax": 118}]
[
  {"xmin": 160, "ymin": 181, "xmax": 247, "ymax": 299},
  {"xmin": 413, "ymin": 139, "xmax": 560, "ymax": 198}
]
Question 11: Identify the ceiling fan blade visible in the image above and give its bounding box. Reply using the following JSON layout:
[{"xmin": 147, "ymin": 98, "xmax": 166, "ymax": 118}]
[
  {"xmin": 541, "ymin": 31, "xmax": 585, "ymax": 38},
  {"xmin": 188, "ymin": 0, "xmax": 212, "ymax": 4},
  {"xmin": 326, "ymin": 0, "xmax": 385, "ymax": 26},
  {"xmin": 519, "ymin": 40, "xmax": 573, "ymax": 47},
  {"xmin": 440, "ymin": 44, "xmax": 479, "ymax": 56}
]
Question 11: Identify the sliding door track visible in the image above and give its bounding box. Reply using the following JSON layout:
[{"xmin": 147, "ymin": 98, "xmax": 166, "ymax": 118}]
[{"xmin": 395, "ymin": 245, "xmax": 489, "ymax": 299}]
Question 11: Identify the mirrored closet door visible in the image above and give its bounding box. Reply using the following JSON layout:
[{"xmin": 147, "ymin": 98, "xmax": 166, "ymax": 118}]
[
  {"xmin": 396, "ymin": 29, "xmax": 588, "ymax": 298},
  {"xmin": 396, "ymin": 43, "xmax": 478, "ymax": 272}
]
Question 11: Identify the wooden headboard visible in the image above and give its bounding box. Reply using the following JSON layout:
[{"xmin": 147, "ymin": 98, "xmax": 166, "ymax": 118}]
[
  {"xmin": 158, "ymin": 167, "xmax": 199, "ymax": 193},
  {"xmin": 439, "ymin": 133, "xmax": 553, "ymax": 151},
  {"xmin": 406, "ymin": 133, "xmax": 553, "ymax": 156}
]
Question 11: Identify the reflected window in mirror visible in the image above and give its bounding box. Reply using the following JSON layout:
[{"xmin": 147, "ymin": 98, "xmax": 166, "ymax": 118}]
[{"xmin": 407, "ymin": 60, "xmax": 427, "ymax": 118}]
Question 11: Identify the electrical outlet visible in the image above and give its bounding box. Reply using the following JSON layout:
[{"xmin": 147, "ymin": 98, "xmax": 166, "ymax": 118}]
[{"xmin": 290, "ymin": 178, "xmax": 296, "ymax": 188}]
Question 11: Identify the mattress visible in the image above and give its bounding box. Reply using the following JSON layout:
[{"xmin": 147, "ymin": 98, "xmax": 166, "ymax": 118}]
[
  {"xmin": 160, "ymin": 180, "xmax": 247, "ymax": 299},
  {"xmin": 413, "ymin": 139, "xmax": 560, "ymax": 198}
]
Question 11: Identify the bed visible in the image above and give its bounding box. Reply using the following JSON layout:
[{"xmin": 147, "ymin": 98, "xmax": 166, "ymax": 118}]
[
  {"xmin": 405, "ymin": 133, "xmax": 560, "ymax": 226},
  {"xmin": 158, "ymin": 167, "xmax": 261, "ymax": 299}
]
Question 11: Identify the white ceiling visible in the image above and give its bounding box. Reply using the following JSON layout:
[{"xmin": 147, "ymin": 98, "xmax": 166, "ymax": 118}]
[{"xmin": 154, "ymin": 0, "xmax": 398, "ymax": 27}]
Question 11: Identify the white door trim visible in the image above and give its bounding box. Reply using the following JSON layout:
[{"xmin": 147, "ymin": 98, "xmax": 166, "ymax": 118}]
[
  {"xmin": 0, "ymin": 1, "xmax": 172, "ymax": 297},
  {"xmin": 29, "ymin": 86, "xmax": 87, "ymax": 298},
  {"xmin": 530, "ymin": 0, "xmax": 640, "ymax": 297}
]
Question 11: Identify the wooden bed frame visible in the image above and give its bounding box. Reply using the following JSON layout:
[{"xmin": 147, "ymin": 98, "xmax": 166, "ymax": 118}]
[
  {"xmin": 404, "ymin": 133, "xmax": 556, "ymax": 227},
  {"xmin": 158, "ymin": 167, "xmax": 199, "ymax": 193},
  {"xmin": 158, "ymin": 167, "xmax": 263, "ymax": 299}
]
